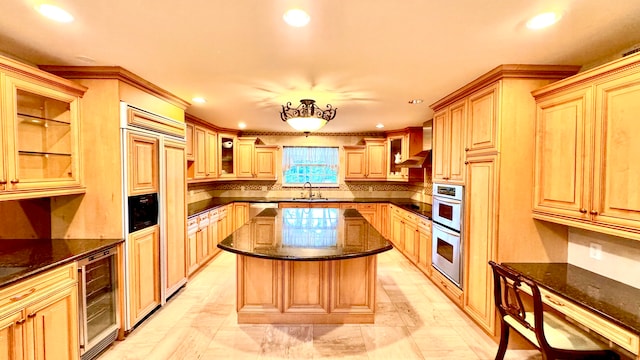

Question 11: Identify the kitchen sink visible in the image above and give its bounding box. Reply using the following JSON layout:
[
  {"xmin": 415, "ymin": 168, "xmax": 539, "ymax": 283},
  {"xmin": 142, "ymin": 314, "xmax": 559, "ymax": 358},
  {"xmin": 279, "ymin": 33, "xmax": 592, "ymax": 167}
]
[{"xmin": 290, "ymin": 197, "xmax": 330, "ymax": 201}]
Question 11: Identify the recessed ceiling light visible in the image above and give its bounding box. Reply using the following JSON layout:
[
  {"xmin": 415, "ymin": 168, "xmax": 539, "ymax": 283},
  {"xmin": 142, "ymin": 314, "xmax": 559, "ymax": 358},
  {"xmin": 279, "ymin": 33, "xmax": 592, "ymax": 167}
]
[
  {"xmin": 283, "ymin": 9, "xmax": 310, "ymax": 27},
  {"xmin": 376, "ymin": 124, "xmax": 384, "ymax": 129},
  {"xmin": 408, "ymin": 99, "xmax": 423, "ymax": 104},
  {"xmin": 526, "ymin": 12, "xmax": 561, "ymax": 30},
  {"xmin": 36, "ymin": 4, "xmax": 74, "ymax": 23},
  {"xmin": 238, "ymin": 122, "xmax": 247, "ymax": 129},
  {"xmin": 192, "ymin": 97, "xmax": 206, "ymax": 104}
]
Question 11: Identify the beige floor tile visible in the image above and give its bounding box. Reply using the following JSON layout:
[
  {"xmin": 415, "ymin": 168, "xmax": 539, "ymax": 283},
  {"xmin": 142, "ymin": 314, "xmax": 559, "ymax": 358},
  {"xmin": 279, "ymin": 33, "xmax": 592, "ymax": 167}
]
[{"xmin": 361, "ymin": 326, "xmax": 423, "ymax": 359}]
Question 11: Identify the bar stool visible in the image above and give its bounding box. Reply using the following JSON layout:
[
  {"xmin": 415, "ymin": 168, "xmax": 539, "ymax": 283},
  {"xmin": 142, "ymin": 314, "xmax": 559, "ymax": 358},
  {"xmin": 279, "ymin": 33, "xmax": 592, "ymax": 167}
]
[{"xmin": 489, "ymin": 261, "xmax": 619, "ymax": 360}]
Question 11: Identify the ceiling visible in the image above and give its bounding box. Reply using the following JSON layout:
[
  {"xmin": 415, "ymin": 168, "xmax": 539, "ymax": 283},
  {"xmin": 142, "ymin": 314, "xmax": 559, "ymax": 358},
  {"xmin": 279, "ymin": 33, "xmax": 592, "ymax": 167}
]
[{"xmin": 1, "ymin": 0, "xmax": 640, "ymax": 133}]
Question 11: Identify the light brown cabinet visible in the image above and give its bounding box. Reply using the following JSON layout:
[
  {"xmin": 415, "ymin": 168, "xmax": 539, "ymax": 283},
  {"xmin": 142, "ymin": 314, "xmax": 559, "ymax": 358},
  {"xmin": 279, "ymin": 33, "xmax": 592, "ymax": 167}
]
[
  {"xmin": 193, "ymin": 126, "xmax": 217, "ymax": 180},
  {"xmin": 233, "ymin": 202, "xmax": 250, "ymax": 231},
  {"xmin": 218, "ymin": 133, "xmax": 237, "ymax": 178},
  {"xmin": 431, "ymin": 64, "xmax": 580, "ymax": 336},
  {"xmin": 416, "ymin": 218, "xmax": 432, "ymax": 277},
  {"xmin": 386, "ymin": 128, "xmax": 424, "ymax": 182},
  {"xmin": 127, "ymin": 225, "xmax": 161, "ymax": 328},
  {"xmin": 163, "ymin": 140, "xmax": 187, "ymax": 296},
  {"xmin": 127, "ymin": 132, "xmax": 159, "ymax": 195},
  {"xmin": 532, "ymin": 53, "xmax": 640, "ymax": 240},
  {"xmin": 0, "ymin": 263, "xmax": 78, "ymax": 360},
  {"xmin": 187, "ymin": 217, "xmax": 199, "ymax": 275},
  {"xmin": 237, "ymin": 137, "xmax": 278, "ymax": 180},
  {"xmin": 0, "ymin": 55, "xmax": 86, "ymax": 200},
  {"xmin": 344, "ymin": 138, "xmax": 386, "ymax": 181},
  {"xmin": 185, "ymin": 122, "xmax": 194, "ymax": 161},
  {"xmin": 432, "ymin": 99, "xmax": 466, "ymax": 184}
]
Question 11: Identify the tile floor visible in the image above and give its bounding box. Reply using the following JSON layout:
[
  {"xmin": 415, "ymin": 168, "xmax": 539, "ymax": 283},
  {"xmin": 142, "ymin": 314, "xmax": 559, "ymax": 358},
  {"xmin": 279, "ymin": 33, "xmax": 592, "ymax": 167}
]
[{"xmin": 97, "ymin": 249, "xmax": 541, "ymax": 359}]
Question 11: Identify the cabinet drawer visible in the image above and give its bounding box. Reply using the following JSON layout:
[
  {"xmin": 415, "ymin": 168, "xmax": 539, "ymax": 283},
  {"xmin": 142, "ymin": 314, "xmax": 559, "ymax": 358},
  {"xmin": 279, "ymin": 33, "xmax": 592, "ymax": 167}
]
[
  {"xmin": 418, "ymin": 218, "xmax": 431, "ymax": 229},
  {"xmin": 340, "ymin": 203, "xmax": 358, "ymax": 209},
  {"xmin": 430, "ymin": 266, "xmax": 463, "ymax": 307},
  {"xmin": 404, "ymin": 212, "xmax": 418, "ymax": 223},
  {"xmin": 357, "ymin": 204, "xmax": 377, "ymax": 211},
  {"xmin": 209, "ymin": 208, "xmax": 219, "ymax": 218},
  {"xmin": 538, "ymin": 287, "xmax": 639, "ymax": 354},
  {"xmin": 198, "ymin": 213, "xmax": 210, "ymax": 229},
  {"xmin": 187, "ymin": 217, "xmax": 198, "ymax": 233},
  {"xmin": 0, "ymin": 262, "xmax": 77, "ymax": 310}
]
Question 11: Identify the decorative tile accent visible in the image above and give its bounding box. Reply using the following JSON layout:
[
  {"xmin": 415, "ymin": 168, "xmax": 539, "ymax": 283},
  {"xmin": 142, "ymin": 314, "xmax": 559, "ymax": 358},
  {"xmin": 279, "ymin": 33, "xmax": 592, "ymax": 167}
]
[{"xmin": 239, "ymin": 130, "xmax": 385, "ymax": 137}]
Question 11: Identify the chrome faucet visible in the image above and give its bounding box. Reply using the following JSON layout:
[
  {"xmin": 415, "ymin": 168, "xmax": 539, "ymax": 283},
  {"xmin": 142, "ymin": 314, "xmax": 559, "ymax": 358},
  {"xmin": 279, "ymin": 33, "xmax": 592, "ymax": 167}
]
[{"xmin": 303, "ymin": 181, "xmax": 313, "ymax": 199}]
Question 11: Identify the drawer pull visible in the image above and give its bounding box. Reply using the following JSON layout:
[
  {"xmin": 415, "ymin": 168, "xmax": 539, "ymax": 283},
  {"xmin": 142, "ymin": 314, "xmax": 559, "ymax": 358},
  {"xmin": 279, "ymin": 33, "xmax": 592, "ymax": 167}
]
[
  {"xmin": 27, "ymin": 313, "xmax": 37, "ymax": 318},
  {"xmin": 10, "ymin": 288, "xmax": 36, "ymax": 302},
  {"xmin": 545, "ymin": 295, "xmax": 564, "ymax": 307},
  {"xmin": 16, "ymin": 318, "xmax": 26, "ymax": 325}
]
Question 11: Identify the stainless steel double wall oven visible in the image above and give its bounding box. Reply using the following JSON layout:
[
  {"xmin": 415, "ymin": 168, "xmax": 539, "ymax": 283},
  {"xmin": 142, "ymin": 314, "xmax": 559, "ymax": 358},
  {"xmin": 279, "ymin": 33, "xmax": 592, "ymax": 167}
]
[{"xmin": 431, "ymin": 183, "xmax": 464, "ymax": 288}]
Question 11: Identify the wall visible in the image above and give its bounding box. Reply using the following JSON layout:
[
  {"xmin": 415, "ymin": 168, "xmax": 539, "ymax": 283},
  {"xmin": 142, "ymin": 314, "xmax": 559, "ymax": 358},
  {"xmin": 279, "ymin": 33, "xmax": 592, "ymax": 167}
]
[
  {"xmin": 187, "ymin": 132, "xmax": 432, "ymax": 204},
  {"xmin": 0, "ymin": 199, "xmax": 51, "ymax": 239},
  {"xmin": 568, "ymin": 228, "xmax": 640, "ymax": 289}
]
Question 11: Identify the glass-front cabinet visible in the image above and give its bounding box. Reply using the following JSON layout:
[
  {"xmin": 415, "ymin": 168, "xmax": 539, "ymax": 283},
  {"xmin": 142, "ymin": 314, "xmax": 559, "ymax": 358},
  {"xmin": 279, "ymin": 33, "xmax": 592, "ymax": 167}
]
[
  {"xmin": 218, "ymin": 133, "xmax": 236, "ymax": 178},
  {"xmin": 387, "ymin": 134, "xmax": 407, "ymax": 180},
  {"xmin": 0, "ymin": 60, "xmax": 85, "ymax": 199}
]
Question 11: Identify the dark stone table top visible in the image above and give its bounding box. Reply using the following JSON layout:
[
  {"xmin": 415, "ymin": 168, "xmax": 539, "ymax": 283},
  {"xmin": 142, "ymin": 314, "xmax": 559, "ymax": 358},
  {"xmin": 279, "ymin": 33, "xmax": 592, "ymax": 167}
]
[
  {"xmin": 0, "ymin": 238, "xmax": 124, "ymax": 288},
  {"xmin": 503, "ymin": 262, "xmax": 640, "ymax": 335},
  {"xmin": 188, "ymin": 197, "xmax": 432, "ymax": 219},
  {"xmin": 218, "ymin": 208, "xmax": 393, "ymax": 261}
]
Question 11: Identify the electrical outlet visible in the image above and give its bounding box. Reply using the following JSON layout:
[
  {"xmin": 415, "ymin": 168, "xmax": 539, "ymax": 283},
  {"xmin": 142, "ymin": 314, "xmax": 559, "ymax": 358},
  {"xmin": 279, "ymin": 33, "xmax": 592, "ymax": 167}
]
[{"xmin": 589, "ymin": 243, "xmax": 602, "ymax": 260}]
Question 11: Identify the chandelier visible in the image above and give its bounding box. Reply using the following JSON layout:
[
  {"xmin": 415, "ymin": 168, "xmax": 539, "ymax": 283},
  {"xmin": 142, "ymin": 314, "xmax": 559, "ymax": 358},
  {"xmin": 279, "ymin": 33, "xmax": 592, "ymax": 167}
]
[{"xmin": 280, "ymin": 99, "xmax": 337, "ymax": 135}]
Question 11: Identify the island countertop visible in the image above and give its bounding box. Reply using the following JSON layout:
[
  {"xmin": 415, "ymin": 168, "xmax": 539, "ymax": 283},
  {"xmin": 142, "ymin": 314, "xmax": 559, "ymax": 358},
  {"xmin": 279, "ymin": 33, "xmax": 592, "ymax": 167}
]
[{"xmin": 218, "ymin": 207, "xmax": 393, "ymax": 261}]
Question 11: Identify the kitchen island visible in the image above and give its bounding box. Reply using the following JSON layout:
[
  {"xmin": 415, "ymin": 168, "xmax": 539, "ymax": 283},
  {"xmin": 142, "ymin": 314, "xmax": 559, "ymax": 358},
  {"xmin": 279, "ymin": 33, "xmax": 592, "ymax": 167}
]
[{"xmin": 218, "ymin": 207, "xmax": 392, "ymax": 324}]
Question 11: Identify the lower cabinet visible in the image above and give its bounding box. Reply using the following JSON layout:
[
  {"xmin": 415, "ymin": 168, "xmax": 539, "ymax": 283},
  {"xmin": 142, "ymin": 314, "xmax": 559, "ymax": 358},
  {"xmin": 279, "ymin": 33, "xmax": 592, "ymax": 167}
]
[
  {"xmin": 417, "ymin": 218, "xmax": 432, "ymax": 277},
  {"xmin": 187, "ymin": 217, "xmax": 199, "ymax": 275},
  {"xmin": 128, "ymin": 225, "xmax": 161, "ymax": 328},
  {"xmin": 0, "ymin": 263, "xmax": 78, "ymax": 360}
]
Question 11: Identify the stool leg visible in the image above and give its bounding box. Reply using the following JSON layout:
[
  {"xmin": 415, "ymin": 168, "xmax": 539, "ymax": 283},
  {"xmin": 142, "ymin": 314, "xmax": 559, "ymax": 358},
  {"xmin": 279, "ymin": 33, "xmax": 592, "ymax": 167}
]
[{"xmin": 495, "ymin": 320, "xmax": 510, "ymax": 360}]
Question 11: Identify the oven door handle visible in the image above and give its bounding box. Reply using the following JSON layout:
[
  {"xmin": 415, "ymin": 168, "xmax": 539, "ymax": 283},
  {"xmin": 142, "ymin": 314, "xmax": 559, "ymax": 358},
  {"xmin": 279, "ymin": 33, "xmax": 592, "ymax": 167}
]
[{"xmin": 432, "ymin": 222, "xmax": 460, "ymax": 236}]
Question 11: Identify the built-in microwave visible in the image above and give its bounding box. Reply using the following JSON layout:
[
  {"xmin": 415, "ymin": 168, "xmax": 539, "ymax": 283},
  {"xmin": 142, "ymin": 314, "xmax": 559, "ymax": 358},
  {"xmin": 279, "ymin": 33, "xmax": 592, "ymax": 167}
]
[{"xmin": 128, "ymin": 193, "xmax": 158, "ymax": 233}]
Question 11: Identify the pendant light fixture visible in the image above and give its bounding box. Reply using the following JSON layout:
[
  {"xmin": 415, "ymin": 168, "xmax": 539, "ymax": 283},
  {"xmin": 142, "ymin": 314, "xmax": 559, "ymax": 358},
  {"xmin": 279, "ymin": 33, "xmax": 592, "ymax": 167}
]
[{"xmin": 280, "ymin": 99, "xmax": 337, "ymax": 136}]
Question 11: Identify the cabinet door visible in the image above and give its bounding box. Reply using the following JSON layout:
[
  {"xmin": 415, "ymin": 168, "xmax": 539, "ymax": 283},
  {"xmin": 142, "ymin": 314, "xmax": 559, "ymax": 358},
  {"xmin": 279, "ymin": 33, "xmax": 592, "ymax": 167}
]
[
  {"xmin": 163, "ymin": 141, "xmax": 187, "ymax": 296},
  {"xmin": 205, "ymin": 130, "xmax": 217, "ymax": 178},
  {"xmin": 26, "ymin": 286, "xmax": 78, "ymax": 360},
  {"xmin": 128, "ymin": 225, "xmax": 161, "ymax": 327},
  {"xmin": 3, "ymin": 76, "xmax": 82, "ymax": 192},
  {"xmin": 255, "ymin": 146, "xmax": 278, "ymax": 179},
  {"xmin": 377, "ymin": 203, "xmax": 389, "ymax": 239},
  {"xmin": 390, "ymin": 212, "xmax": 404, "ymax": 249},
  {"xmin": 185, "ymin": 123, "xmax": 194, "ymax": 161},
  {"xmin": 234, "ymin": 203, "xmax": 250, "ymax": 230},
  {"xmin": 448, "ymin": 100, "xmax": 466, "ymax": 183},
  {"xmin": 463, "ymin": 155, "xmax": 498, "ymax": 335},
  {"xmin": 0, "ymin": 310, "xmax": 24, "ymax": 360},
  {"xmin": 432, "ymin": 110, "xmax": 448, "ymax": 182},
  {"xmin": 237, "ymin": 138, "xmax": 255, "ymax": 178},
  {"xmin": 593, "ymin": 76, "xmax": 640, "ymax": 228},
  {"xmin": 417, "ymin": 221, "xmax": 432, "ymax": 276},
  {"xmin": 128, "ymin": 133, "xmax": 158, "ymax": 195},
  {"xmin": 344, "ymin": 147, "xmax": 366, "ymax": 180},
  {"xmin": 187, "ymin": 229, "xmax": 198, "ymax": 275},
  {"xmin": 208, "ymin": 213, "xmax": 220, "ymax": 255},
  {"xmin": 533, "ymin": 88, "xmax": 592, "ymax": 220},
  {"xmin": 366, "ymin": 141, "xmax": 387, "ymax": 179},
  {"xmin": 218, "ymin": 134, "xmax": 236, "ymax": 178},
  {"xmin": 193, "ymin": 127, "xmax": 207, "ymax": 179},
  {"xmin": 402, "ymin": 219, "xmax": 419, "ymax": 263},
  {"xmin": 467, "ymin": 82, "xmax": 499, "ymax": 156},
  {"xmin": 387, "ymin": 135, "xmax": 406, "ymax": 180}
]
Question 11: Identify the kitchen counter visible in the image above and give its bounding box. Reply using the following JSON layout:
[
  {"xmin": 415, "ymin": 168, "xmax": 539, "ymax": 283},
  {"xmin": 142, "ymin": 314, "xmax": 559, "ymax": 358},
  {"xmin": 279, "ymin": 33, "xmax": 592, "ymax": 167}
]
[
  {"xmin": 0, "ymin": 238, "xmax": 124, "ymax": 288},
  {"xmin": 503, "ymin": 262, "xmax": 640, "ymax": 335},
  {"xmin": 218, "ymin": 208, "xmax": 393, "ymax": 261},
  {"xmin": 188, "ymin": 197, "xmax": 432, "ymax": 219}
]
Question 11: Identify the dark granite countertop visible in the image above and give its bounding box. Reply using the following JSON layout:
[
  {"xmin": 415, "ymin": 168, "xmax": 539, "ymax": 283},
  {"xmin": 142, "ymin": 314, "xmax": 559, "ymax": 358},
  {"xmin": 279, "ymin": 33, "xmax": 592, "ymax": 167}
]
[
  {"xmin": 218, "ymin": 208, "xmax": 393, "ymax": 261},
  {"xmin": 0, "ymin": 238, "xmax": 124, "ymax": 288},
  {"xmin": 188, "ymin": 197, "xmax": 432, "ymax": 220},
  {"xmin": 503, "ymin": 263, "xmax": 640, "ymax": 335}
]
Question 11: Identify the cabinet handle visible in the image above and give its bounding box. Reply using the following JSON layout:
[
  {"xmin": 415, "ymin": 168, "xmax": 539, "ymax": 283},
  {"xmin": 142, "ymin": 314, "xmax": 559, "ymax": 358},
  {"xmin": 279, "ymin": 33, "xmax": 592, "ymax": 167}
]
[
  {"xmin": 464, "ymin": 161, "xmax": 469, "ymax": 165},
  {"xmin": 10, "ymin": 179, "xmax": 19, "ymax": 184},
  {"xmin": 590, "ymin": 210, "xmax": 598, "ymax": 215},
  {"xmin": 579, "ymin": 208, "xmax": 588, "ymax": 213},
  {"xmin": 465, "ymin": 147, "xmax": 469, "ymax": 151},
  {"xmin": 27, "ymin": 313, "xmax": 37, "ymax": 318},
  {"xmin": 10, "ymin": 288, "xmax": 36, "ymax": 302},
  {"xmin": 16, "ymin": 319, "xmax": 26, "ymax": 325},
  {"xmin": 0, "ymin": 179, "xmax": 6, "ymax": 185},
  {"xmin": 545, "ymin": 295, "xmax": 564, "ymax": 307}
]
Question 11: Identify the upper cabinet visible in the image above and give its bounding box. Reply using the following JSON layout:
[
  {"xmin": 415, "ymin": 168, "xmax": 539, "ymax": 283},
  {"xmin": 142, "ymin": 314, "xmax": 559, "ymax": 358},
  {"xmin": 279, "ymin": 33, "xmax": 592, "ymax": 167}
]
[
  {"xmin": 432, "ymin": 100, "xmax": 466, "ymax": 184},
  {"xmin": 532, "ymin": 53, "xmax": 640, "ymax": 240},
  {"xmin": 344, "ymin": 138, "xmax": 386, "ymax": 181},
  {"xmin": 0, "ymin": 55, "xmax": 86, "ymax": 200},
  {"xmin": 386, "ymin": 127, "xmax": 424, "ymax": 182},
  {"xmin": 218, "ymin": 133, "xmax": 236, "ymax": 178}
]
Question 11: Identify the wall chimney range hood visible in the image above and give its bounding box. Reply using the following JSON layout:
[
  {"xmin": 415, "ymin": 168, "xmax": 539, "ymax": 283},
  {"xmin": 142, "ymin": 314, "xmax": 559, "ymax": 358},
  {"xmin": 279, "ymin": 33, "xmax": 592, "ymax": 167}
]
[{"xmin": 395, "ymin": 150, "xmax": 432, "ymax": 168}]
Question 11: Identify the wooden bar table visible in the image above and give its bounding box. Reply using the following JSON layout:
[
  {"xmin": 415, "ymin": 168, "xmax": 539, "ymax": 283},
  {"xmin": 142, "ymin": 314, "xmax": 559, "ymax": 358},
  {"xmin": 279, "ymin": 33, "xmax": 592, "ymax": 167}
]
[{"xmin": 218, "ymin": 207, "xmax": 393, "ymax": 324}]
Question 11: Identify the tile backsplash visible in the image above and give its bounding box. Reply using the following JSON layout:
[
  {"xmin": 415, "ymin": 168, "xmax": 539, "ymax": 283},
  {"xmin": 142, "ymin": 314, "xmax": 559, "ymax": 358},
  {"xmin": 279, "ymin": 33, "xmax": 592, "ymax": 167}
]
[
  {"xmin": 568, "ymin": 228, "xmax": 640, "ymax": 289},
  {"xmin": 188, "ymin": 180, "xmax": 432, "ymax": 204}
]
